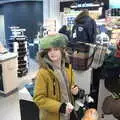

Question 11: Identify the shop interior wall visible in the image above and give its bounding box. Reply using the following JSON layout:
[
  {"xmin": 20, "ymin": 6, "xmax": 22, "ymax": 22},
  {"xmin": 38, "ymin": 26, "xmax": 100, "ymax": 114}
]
[{"xmin": 0, "ymin": 1, "xmax": 43, "ymax": 46}]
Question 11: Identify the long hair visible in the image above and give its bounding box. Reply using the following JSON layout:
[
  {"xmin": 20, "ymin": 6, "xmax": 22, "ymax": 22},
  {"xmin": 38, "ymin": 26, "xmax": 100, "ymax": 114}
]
[
  {"xmin": 36, "ymin": 48, "xmax": 69, "ymax": 68},
  {"xmin": 75, "ymin": 9, "xmax": 89, "ymax": 24}
]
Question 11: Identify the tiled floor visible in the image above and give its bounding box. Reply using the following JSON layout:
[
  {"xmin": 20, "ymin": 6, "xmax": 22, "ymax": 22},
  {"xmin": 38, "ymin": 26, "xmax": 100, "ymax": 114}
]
[
  {"xmin": 0, "ymin": 91, "xmax": 21, "ymax": 120},
  {"xmin": 0, "ymin": 59, "xmax": 118, "ymax": 120}
]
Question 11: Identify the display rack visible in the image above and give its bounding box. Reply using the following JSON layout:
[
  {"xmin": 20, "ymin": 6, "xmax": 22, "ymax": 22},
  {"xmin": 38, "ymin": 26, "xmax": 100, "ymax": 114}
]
[
  {"xmin": 63, "ymin": 8, "xmax": 101, "ymax": 30},
  {"xmin": 9, "ymin": 26, "xmax": 29, "ymax": 77},
  {"xmin": 105, "ymin": 15, "xmax": 120, "ymax": 45}
]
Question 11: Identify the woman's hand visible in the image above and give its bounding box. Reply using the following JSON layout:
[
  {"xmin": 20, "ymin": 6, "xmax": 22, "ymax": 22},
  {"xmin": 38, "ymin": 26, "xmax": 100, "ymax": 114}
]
[
  {"xmin": 71, "ymin": 85, "xmax": 79, "ymax": 95},
  {"xmin": 66, "ymin": 102, "xmax": 74, "ymax": 114},
  {"xmin": 59, "ymin": 102, "xmax": 74, "ymax": 114}
]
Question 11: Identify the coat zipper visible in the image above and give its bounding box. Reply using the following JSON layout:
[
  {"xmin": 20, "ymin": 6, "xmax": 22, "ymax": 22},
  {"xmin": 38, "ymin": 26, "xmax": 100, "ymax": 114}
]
[{"xmin": 53, "ymin": 79, "xmax": 56, "ymax": 95}]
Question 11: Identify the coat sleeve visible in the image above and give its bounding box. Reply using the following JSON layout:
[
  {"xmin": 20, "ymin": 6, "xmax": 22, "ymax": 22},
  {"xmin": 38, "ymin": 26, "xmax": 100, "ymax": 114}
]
[
  {"xmin": 91, "ymin": 19, "xmax": 97, "ymax": 43},
  {"xmin": 33, "ymin": 70, "xmax": 61, "ymax": 113},
  {"xmin": 88, "ymin": 19, "xmax": 97, "ymax": 43}
]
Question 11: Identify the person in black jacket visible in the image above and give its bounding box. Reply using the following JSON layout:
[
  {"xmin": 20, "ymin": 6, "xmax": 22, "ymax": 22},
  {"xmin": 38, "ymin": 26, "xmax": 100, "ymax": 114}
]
[
  {"xmin": 72, "ymin": 9, "xmax": 97, "ymax": 44},
  {"xmin": 59, "ymin": 25, "xmax": 71, "ymax": 41}
]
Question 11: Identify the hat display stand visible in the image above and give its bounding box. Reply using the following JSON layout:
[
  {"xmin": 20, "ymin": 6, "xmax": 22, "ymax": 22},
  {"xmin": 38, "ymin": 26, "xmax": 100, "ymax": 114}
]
[{"xmin": 9, "ymin": 26, "xmax": 29, "ymax": 77}]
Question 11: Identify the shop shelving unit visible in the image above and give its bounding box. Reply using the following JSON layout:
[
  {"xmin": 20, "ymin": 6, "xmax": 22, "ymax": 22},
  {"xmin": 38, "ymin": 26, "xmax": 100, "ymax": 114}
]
[{"xmin": 9, "ymin": 27, "xmax": 29, "ymax": 77}]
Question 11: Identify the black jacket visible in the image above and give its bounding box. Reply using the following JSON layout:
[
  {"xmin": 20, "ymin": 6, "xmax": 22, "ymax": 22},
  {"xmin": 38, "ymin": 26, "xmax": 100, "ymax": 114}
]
[
  {"xmin": 72, "ymin": 16, "xmax": 97, "ymax": 43},
  {"xmin": 59, "ymin": 25, "xmax": 71, "ymax": 41}
]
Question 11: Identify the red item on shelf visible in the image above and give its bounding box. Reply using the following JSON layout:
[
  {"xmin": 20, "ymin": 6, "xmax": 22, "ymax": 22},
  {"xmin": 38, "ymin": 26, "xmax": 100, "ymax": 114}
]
[{"xmin": 115, "ymin": 40, "xmax": 120, "ymax": 58}]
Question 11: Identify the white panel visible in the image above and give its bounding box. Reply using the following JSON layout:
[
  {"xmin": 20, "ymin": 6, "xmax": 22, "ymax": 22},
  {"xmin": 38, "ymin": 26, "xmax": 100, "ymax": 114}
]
[
  {"xmin": 0, "ymin": 15, "xmax": 6, "ymax": 46},
  {"xmin": 74, "ymin": 68, "xmax": 92, "ymax": 94},
  {"xmin": 43, "ymin": 0, "xmax": 50, "ymax": 22},
  {"xmin": 1, "ymin": 56, "xmax": 18, "ymax": 93},
  {"xmin": 43, "ymin": 0, "xmax": 61, "ymax": 30}
]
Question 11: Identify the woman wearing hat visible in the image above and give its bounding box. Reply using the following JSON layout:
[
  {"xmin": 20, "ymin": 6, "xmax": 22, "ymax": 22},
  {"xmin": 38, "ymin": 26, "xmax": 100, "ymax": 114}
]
[{"xmin": 33, "ymin": 33, "xmax": 80, "ymax": 120}]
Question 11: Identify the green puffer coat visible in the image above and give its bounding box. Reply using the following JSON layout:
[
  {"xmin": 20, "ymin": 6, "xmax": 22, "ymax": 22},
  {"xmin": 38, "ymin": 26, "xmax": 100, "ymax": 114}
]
[{"xmin": 33, "ymin": 65, "xmax": 75, "ymax": 120}]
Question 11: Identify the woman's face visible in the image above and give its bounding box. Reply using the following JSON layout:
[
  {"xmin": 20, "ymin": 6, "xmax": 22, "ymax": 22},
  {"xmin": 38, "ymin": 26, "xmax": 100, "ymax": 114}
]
[{"xmin": 48, "ymin": 48, "xmax": 62, "ymax": 62}]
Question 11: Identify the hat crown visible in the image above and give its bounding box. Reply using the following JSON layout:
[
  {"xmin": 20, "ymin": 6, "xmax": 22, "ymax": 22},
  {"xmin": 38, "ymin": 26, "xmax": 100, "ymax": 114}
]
[{"xmin": 39, "ymin": 33, "xmax": 68, "ymax": 49}]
